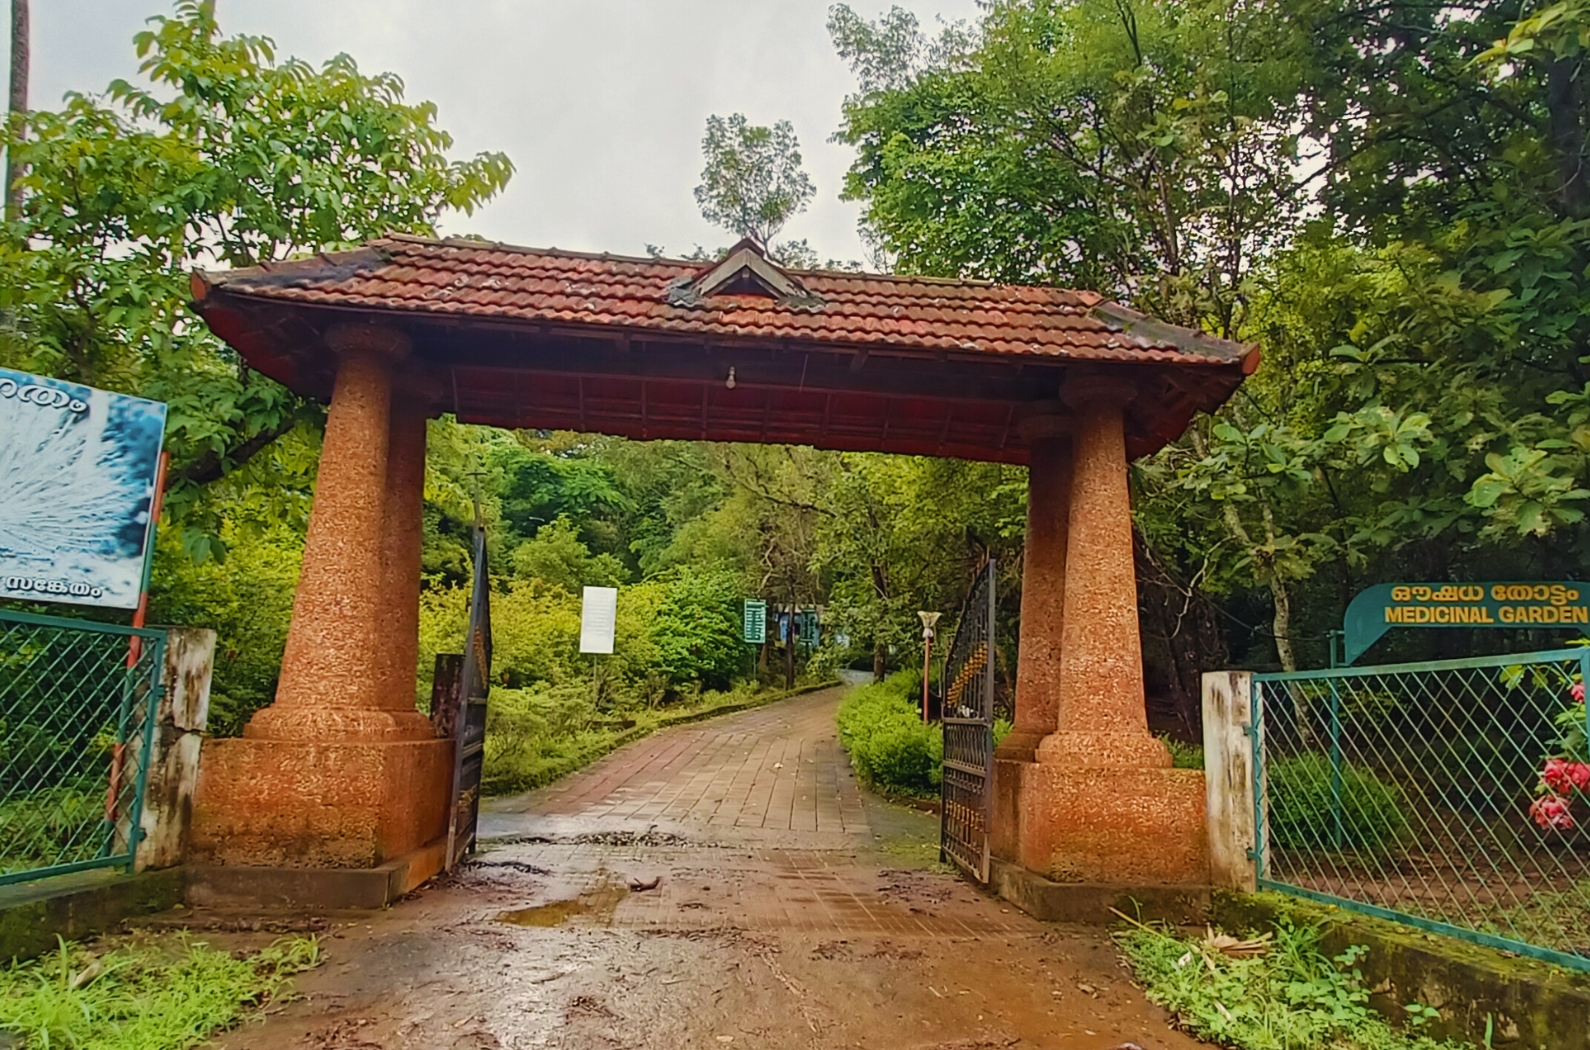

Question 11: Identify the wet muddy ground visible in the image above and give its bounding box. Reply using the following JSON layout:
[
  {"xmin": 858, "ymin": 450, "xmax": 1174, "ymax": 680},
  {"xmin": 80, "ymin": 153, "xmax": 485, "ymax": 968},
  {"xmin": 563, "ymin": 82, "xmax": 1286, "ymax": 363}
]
[{"xmin": 190, "ymin": 688, "xmax": 1203, "ymax": 1050}]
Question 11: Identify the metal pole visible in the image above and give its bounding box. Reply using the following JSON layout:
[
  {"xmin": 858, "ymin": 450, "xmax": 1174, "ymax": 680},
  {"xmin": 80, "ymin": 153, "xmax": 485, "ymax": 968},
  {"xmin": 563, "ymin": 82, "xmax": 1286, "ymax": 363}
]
[
  {"xmin": 921, "ymin": 632, "xmax": 932, "ymax": 723},
  {"xmin": 1328, "ymin": 680, "xmax": 1344, "ymax": 850}
]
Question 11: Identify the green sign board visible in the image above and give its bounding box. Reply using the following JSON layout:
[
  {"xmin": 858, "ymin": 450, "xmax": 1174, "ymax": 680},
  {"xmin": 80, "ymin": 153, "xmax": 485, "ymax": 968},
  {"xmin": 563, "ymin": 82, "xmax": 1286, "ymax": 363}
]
[
  {"xmin": 1343, "ymin": 582, "xmax": 1590, "ymax": 664},
  {"xmin": 742, "ymin": 599, "xmax": 767, "ymax": 644},
  {"xmin": 798, "ymin": 607, "xmax": 819, "ymax": 646}
]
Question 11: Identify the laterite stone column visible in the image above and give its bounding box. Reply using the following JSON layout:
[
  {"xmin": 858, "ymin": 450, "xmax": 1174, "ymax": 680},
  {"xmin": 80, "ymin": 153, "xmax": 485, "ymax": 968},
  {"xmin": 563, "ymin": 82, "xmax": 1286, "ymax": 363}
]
[
  {"xmin": 991, "ymin": 412, "xmax": 1070, "ymax": 861},
  {"xmin": 1009, "ymin": 376, "xmax": 1208, "ymax": 885},
  {"xmin": 378, "ymin": 387, "xmax": 429, "ymax": 712},
  {"xmin": 190, "ymin": 325, "xmax": 451, "ymax": 887}
]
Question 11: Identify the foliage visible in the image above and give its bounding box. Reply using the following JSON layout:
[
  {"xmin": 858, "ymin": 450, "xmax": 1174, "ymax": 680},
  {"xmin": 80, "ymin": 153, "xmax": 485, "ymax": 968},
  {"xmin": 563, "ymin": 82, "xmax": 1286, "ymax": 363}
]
[
  {"xmin": 836, "ymin": 672, "xmax": 943, "ymax": 796},
  {"xmin": 830, "ymin": 0, "xmax": 1590, "ymax": 674},
  {"xmin": 1530, "ymin": 679, "xmax": 1589, "ymax": 831},
  {"xmin": 694, "ymin": 113, "xmax": 815, "ymax": 246},
  {"xmin": 147, "ymin": 522, "xmax": 302, "ymax": 735},
  {"xmin": 509, "ymin": 516, "xmax": 628, "ymax": 592},
  {"xmin": 0, "ymin": 933, "xmax": 320, "ymax": 1050},
  {"xmin": 1162, "ymin": 735, "xmax": 1205, "ymax": 770},
  {"xmin": 1268, "ymin": 754, "xmax": 1409, "ymax": 853},
  {"xmin": 0, "ymin": 786, "xmax": 101, "ymax": 873},
  {"xmin": 0, "ymin": 0, "xmax": 511, "ymax": 559},
  {"xmin": 1116, "ymin": 918, "xmax": 1470, "ymax": 1050}
]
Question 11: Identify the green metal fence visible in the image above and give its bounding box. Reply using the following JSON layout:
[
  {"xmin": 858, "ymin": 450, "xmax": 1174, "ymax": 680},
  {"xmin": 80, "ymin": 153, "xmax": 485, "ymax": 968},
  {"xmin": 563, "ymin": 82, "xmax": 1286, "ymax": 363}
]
[
  {"xmin": 1253, "ymin": 648, "xmax": 1590, "ymax": 972},
  {"xmin": 0, "ymin": 608, "xmax": 165, "ymax": 886}
]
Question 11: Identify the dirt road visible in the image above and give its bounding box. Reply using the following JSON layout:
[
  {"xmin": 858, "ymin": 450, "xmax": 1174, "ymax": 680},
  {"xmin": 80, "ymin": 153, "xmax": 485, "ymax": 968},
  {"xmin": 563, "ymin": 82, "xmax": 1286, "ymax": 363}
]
[{"xmin": 210, "ymin": 687, "xmax": 1202, "ymax": 1050}]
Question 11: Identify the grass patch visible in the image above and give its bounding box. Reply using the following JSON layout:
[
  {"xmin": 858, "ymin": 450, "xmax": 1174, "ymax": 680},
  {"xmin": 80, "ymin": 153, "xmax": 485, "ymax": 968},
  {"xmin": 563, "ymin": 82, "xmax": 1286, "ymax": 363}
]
[
  {"xmin": 1115, "ymin": 917, "xmax": 1472, "ymax": 1050},
  {"xmin": 483, "ymin": 679, "xmax": 832, "ymax": 796},
  {"xmin": 0, "ymin": 933, "xmax": 321, "ymax": 1049}
]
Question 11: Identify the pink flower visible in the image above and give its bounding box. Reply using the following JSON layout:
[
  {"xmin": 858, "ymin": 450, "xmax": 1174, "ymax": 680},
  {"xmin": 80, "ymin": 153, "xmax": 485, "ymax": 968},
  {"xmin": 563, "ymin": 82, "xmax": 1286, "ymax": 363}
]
[
  {"xmin": 1572, "ymin": 682, "xmax": 1586, "ymax": 704},
  {"xmin": 1542, "ymin": 758, "xmax": 1590, "ymax": 794},
  {"xmin": 1531, "ymin": 794, "xmax": 1576, "ymax": 831}
]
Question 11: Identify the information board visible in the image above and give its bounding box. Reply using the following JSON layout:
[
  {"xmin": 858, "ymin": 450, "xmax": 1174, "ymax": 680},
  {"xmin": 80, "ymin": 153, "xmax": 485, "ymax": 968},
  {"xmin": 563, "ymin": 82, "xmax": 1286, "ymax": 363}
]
[
  {"xmin": 742, "ymin": 599, "xmax": 766, "ymax": 644},
  {"xmin": 580, "ymin": 585, "xmax": 618, "ymax": 654},
  {"xmin": 0, "ymin": 367, "xmax": 167, "ymax": 610}
]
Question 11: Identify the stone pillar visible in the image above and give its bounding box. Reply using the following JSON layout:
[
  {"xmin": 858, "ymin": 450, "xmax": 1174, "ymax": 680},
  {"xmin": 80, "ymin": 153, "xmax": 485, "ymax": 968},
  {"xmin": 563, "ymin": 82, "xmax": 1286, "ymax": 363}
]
[
  {"xmin": 190, "ymin": 325, "xmax": 452, "ymax": 893},
  {"xmin": 1037, "ymin": 377, "xmax": 1169, "ymax": 768},
  {"xmin": 992, "ymin": 413, "xmax": 1071, "ymax": 862},
  {"xmin": 379, "ymin": 387, "xmax": 429, "ymax": 712},
  {"xmin": 246, "ymin": 326, "xmax": 431, "ymax": 743},
  {"xmin": 995, "ymin": 374, "xmax": 1207, "ymax": 888},
  {"xmin": 998, "ymin": 415, "xmax": 1071, "ymax": 762}
]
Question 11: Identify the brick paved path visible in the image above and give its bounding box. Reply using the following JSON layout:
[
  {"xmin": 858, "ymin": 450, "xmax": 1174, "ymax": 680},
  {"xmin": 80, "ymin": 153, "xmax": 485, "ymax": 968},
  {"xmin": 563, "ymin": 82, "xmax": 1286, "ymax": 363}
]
[{"xmin": 481, "ymin": 686, "xmax": 873, "ymax": 845}]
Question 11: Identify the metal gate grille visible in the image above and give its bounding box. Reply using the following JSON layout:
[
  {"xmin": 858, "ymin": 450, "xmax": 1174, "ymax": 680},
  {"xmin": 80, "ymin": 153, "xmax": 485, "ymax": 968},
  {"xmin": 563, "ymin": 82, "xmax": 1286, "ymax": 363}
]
[
  {"xmin": 0, "ymin": 609, "xmax": 165, "ymax": 886},
  {"xmin": 1252, "ymin": 647, "xmax": 1590, "ymax": 972},
  {"xmin": 940, "ymin": 560, "xmax": 995, "ymax": 882}
]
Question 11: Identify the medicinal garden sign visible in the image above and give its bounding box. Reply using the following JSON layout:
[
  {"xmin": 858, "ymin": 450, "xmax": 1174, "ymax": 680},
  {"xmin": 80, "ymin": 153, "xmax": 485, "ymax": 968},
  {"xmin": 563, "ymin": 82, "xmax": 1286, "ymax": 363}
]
[
  {"xmin": 0, "ymin": 366, "xmax": 167, "ymax": 610},
  {"xmin": 1342, "ymin": 581, "xmax": 1590, "ymax": 664}
]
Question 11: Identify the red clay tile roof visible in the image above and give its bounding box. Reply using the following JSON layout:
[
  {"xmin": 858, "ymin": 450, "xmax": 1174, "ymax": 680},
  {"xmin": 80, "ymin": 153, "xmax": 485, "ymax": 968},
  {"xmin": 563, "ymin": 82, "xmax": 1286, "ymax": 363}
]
[{"xmin": 195, "ymin": 234, "xmax": 1255, "ymax": 369}]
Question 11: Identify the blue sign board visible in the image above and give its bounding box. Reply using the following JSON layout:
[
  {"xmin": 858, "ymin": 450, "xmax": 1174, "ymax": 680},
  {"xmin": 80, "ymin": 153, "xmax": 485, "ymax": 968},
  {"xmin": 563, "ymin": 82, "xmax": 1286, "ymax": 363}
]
[{"xmin": 0, "ymin": 367, "xmax": 167, "ymax": 609}]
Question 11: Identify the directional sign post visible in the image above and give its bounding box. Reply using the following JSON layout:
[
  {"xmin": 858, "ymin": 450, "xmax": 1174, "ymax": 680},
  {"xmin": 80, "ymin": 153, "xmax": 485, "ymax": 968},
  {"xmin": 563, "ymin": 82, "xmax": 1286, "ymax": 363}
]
[{"xmin": 1342, "ymin": 581, "xmax": 1590, "ymax": 664}]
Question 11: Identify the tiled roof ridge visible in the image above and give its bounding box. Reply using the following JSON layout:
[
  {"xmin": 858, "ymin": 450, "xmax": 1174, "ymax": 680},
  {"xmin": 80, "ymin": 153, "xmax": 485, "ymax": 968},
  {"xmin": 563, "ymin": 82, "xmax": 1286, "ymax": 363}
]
[{"xmin": 377, "ymin": 232, "xmax": 1018, "ymax": 289}]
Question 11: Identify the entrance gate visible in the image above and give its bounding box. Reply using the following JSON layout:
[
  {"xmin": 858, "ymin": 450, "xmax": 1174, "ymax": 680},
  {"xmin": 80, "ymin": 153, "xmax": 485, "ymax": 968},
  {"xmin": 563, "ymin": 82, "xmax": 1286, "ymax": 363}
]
[
  {"xmin": 940, "ymin": 560, "xmax": 996, "ymax": 882},
  {"xmin": 432, "ymin": 526, "xmax": 492, "ymax": 870}
]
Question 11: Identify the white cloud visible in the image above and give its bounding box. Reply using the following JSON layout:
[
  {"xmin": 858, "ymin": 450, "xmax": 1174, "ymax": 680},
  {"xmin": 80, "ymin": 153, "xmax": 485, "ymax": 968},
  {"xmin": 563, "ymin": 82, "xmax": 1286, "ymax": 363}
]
[{"xmin": 34, "ymin": 0, "xmax": 981, "ymax": 263}]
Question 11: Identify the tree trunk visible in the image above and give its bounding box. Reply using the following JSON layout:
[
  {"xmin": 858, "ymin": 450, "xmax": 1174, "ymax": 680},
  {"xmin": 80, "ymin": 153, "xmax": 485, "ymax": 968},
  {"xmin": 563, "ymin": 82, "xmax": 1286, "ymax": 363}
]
[
  {"xmin": 5, "ymin": 0, "xmax": 25, "ymax": 223},
  {"xmin": 1548, "ymin": 55, "xmax": 1588, "ymax": 215},
  {"xmin": 872, "ymin": 639, "xmax": 886, "ymax": 683}
]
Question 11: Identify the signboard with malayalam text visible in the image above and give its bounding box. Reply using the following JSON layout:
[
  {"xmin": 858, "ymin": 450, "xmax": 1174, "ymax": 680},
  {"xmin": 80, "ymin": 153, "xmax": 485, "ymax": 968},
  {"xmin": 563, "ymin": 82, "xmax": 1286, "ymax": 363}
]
[
  {"xmin": 0, "ymin": 367, "xmax": 167, "ymax": 610},
  {"xmin": 742, "ymin": 599, "xmax": 767, "ymax": 644},
  {"xmin": 1343, "ymin": 582, "xmax": 1590, "ymax": 665}
]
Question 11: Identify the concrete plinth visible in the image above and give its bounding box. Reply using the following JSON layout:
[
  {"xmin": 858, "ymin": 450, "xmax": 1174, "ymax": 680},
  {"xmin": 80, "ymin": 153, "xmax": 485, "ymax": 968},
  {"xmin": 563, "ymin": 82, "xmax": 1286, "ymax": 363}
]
[
  {"xmin": 999, "ymin": 759, "xmax": 1208, "ymax": 884},
  {"xmin": 189, "ymin": 734, "xmax": 452, "ymax": 870}
]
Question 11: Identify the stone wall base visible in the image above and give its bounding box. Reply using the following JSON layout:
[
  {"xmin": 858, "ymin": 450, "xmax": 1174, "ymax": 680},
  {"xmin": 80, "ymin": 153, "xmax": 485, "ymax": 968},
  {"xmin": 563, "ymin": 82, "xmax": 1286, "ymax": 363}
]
[
  {"xmin": 190, "ymin": 737, "xmax": 452, "ymax": 868},
  {"xmin": 992, "ymin": 759, "xmax": 1208, "ymax": 884},
  {"xmin": 990, "ymin": 859, "xmax": 1210, "ymax": 924}
]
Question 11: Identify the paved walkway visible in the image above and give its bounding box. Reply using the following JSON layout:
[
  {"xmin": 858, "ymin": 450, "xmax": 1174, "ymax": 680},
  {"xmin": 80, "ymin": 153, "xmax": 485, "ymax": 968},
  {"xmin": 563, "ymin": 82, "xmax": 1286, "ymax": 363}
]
[
  {"xmin": 482, "ymin": 688, "xmax": 871, "ymax": 844},
  {"xmin": 208, "ymin": 686, "xmax": 1200, "ymax": 1050}
]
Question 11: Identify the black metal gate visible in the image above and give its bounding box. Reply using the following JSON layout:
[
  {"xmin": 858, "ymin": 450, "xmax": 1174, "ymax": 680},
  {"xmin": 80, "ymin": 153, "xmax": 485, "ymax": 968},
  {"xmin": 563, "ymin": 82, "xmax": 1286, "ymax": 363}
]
[
  {"xmin": 939, "ymin": 559, "xmax": 995, "ymax": 882},
  {"xmin": 445, "ymin": 525, "xmax": 492, "ymax": 869}
]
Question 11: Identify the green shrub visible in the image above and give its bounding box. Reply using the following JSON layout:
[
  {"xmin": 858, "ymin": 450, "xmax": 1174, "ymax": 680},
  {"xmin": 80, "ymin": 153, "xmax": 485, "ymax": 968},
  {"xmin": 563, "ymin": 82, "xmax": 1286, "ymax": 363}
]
[
  {"xmin": 836, "ymin": 673, "xmax": 942, "ymax": 796},
  {"xmin": 1268, "ymin": 754, "xmax": 1408, "ymax": 852},
  {"xmin": 1162, "ymin": 735, "xmax": 1206, "ymax": 769},
  {"xmin": 1116, "ymin": 918, "xmax": 1468, "ymax": 1050}
]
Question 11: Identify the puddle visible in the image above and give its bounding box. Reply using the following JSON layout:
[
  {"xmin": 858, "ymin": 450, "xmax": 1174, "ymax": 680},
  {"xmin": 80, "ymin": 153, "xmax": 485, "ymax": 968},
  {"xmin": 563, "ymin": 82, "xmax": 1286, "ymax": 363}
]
[{"xmin": 498, "ymin": 884, "xmax": 629, "ymax": 927}]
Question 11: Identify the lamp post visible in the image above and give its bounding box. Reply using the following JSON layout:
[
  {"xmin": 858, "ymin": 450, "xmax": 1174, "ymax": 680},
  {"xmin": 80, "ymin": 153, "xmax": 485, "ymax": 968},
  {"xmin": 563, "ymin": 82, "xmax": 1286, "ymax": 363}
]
[{"xmin": 917, "ymin": 611, "xmax": 941, "ymax": 724}]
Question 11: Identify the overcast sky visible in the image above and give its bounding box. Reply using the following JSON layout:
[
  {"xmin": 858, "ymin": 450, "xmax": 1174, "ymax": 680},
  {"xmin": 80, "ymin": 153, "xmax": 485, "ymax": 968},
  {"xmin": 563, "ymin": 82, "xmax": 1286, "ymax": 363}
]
[{"xmin": 35, "ymin": 1, "xmax": 981, "ymax": 263}]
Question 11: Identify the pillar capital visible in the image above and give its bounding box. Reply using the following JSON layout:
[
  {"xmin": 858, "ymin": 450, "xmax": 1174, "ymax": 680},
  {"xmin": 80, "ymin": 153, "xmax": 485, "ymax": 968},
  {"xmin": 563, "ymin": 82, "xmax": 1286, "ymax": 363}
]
[
  {"xmin": 1061, "ymin": 374, "xmax": 1136, "ymax": 411},
  {"xmin": 324, "ymin": 322, "xmax": 411, "ymax": 361},
  {"xmin": 1017, "ymin": 403, "xmax": 1073, "ymax": 444}
]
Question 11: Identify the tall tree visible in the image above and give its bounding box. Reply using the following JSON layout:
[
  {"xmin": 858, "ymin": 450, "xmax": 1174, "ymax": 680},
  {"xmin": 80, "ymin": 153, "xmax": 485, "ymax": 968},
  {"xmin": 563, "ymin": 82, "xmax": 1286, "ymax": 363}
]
[
  {"xmin": 0, "ymin": 0, "xmax": 512, "ymax": 559},
  {"xmin": 694, "ymin": 113, "xmax": 815, "ymax": 247}
]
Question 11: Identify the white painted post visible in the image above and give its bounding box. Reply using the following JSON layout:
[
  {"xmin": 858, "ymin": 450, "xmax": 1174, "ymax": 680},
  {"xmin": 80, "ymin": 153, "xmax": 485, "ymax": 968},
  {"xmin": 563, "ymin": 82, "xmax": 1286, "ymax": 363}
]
[
  {"xmin": 1202, "ymin": 670, "xmax": 1257, "ymax": 892},
  {"xmin": 136, "ymin": 627, "xmax": 216, "ymax": 871}
]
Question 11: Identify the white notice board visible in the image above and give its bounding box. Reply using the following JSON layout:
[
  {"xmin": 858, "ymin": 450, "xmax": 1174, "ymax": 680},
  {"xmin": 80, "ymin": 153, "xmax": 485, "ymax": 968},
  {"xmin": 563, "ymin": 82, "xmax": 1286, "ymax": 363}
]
[{"xmin": 580, "ymin": 585, "xmax": 618, "ymax": 654}]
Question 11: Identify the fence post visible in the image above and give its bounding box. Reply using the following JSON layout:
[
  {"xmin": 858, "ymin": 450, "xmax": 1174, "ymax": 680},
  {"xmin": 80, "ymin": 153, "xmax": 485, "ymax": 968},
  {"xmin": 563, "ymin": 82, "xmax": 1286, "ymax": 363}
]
[
  {"xmin": 1202, "ymin": 670, "xmax": 1257, "ymax": 892},
  {"xmin": 135, "ymin": 627, "xmax": 216, "ymax": 872}
]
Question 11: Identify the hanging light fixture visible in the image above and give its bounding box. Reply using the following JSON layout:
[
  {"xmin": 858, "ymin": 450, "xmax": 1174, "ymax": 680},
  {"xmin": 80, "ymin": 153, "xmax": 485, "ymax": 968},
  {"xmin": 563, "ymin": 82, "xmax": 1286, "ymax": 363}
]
[{"xmin": 725, "ymin": 366, "xmax": 737, "ymax": 390}]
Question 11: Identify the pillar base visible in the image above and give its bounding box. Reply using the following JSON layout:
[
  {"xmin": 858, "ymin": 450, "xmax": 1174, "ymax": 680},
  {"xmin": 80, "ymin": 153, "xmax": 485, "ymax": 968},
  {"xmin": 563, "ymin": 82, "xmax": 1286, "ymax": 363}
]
[
  {"xmin": 243, "ymin": 705, "xmax": 436, "ymax": 743},
  {"xmin": 1035, "ymin": 729, "xmax": 1172, "ymax": 768},
  {"xmin": 992, "ymin": 759, "xmax": 1208, "ymax": 884},
  {"xmin": 993, "ymin": 730, "xmax": 1045, "ymax": 765},
  {"xmin": 190, "ymin": 737, "xmax": 452, "ymax": 868}
]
